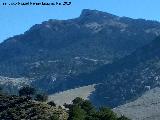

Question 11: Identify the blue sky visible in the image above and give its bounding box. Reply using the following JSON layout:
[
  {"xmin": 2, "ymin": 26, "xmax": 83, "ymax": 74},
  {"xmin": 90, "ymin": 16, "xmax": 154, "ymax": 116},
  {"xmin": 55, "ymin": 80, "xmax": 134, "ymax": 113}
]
[{"xmin": 0, "ymin": 0, "xmax": 160, "ymax": 42}]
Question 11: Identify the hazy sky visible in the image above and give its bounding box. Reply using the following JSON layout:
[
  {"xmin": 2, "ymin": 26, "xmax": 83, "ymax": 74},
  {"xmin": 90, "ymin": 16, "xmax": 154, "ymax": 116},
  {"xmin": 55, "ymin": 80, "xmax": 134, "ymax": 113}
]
[{"xmin": 0, "ymin": 0, "xmax": 160, "ymax": 42}]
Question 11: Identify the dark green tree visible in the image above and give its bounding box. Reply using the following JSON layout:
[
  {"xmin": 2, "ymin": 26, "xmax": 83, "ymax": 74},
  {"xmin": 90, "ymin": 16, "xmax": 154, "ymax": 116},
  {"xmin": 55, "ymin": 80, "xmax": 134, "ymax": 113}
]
[
  {"xmin": 35, "ymin": 93, "xmax": 48, "ymax": 102},
  {"xmin": 72, "ymin": 97, "xmax": 84, "ymax": 105},
  {"xmin": 50, "ymin": 114, "xmax": 59, "ymax": 120},
  {"xmin": 68, "ymin": 105, "xmax": 86, "ymax": 120},
  {"xmin": 63, "ymin": 103, "xmax": 72, "ymax": 109},
  {"xmin": 19, "ymin": 86, "xmax": 36, "ymax": 97},
  {"xmin": 117, "ymin": 115, "xmax": 130, "ymax": 120},
  {"xmin": 0, "ymin": 87, "xmax": 2, "ymax": 93},
  {"xmin": 96, "ymin": 107, "xmax": 117, "ymax": 120},
  {"xmin": 81, "ymin": 100, "xmax": 95, "ymax": 114},
  {"xmin": 67, "ymin": 97, "xmax": 129, "ymax": 120},
  {"xmin": 48, "ymin": 101, "xmax": 56, "ymax": 107}
]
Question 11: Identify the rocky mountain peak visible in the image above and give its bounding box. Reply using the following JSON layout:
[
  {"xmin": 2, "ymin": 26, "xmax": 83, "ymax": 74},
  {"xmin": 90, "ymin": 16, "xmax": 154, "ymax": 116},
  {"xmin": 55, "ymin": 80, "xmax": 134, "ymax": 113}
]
[
  {"xmin": 80, "ymin": 9, "xmax": 117, "ymax": 18},
  {"xmin": 78, "ymin": 9, "xmax": 119, "ymax": 24}
]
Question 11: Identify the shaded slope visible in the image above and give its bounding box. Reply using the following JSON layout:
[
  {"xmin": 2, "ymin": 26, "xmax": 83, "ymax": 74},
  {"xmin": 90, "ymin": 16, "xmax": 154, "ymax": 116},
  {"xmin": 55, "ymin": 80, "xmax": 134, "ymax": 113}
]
[
  {"xmin": 51, "ymin": 37, "xmax": 160, "ymax": 108},
  {"xmin": 90, "ymin": 36, "xmax": 160, "ymax": 107}
]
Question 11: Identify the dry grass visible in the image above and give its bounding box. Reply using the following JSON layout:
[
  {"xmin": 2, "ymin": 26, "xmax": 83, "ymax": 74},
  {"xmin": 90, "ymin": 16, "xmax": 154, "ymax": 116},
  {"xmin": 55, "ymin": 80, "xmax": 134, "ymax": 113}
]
[{"xmin": 48, "ymin": 84, "xmax": 96, "ymax": 106}]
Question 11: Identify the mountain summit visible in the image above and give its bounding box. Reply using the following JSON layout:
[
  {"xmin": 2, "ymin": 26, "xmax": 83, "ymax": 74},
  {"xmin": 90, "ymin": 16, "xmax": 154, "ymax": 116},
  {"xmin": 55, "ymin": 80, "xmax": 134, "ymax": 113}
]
[{"xmin": 79, "ymin": 9, "xmax": 118, "ymax": 20}]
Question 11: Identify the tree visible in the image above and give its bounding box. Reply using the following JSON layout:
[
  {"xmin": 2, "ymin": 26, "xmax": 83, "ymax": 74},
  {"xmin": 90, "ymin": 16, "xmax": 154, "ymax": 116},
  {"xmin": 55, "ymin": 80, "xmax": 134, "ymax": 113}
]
[
  {"xmin": 81, "ymin": 100, "xmax": 95, "ymax": 114},
  {"xmin": 48, "ymin": 101, "xmax": 56, "ymax": 107},
  {"xmin": 96, "ymin": 107, "xmax": 117, "ymax": 120},
  {"xmin": 0, "ymin": 87, "xmax": 2, "ymax": 93},
  {"xmin": 35, "ymin": 93, "xmax": 48, "ymax": 102},
  {"xmin": 72, "ymin": 97, "xmax": 84, "ymax": 105},
  {"xmin": 66, "ymin": 97, "xmax": 129, "ymax": 120},
  {"xmin": 68, "ymin": 105, "xmax": 86, "ymax": 120},
  {"xmin": 63, "ymin": 103, "xmax": 72, "ymax": 109},
  {"xmin": 50, "ymin": 114, "xmax": 59, "ymax": 120},
  {"xmin": 117, "ymin": 115, "xmax": 130, "ymax": 120},
  {"xmin": 19, "ymin": 86, "xmax": 36, "ymax": 97}
]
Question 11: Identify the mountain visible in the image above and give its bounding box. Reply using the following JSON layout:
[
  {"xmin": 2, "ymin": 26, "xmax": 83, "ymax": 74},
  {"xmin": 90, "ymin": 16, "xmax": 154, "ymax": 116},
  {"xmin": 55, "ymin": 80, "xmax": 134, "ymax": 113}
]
[
  {"xmin": 73, "ymin": 36, "xmax": 160, "ymax": 108},
  {"xmin": 1, "ymin": 9, "xmax": 160, "ymax": 101}
]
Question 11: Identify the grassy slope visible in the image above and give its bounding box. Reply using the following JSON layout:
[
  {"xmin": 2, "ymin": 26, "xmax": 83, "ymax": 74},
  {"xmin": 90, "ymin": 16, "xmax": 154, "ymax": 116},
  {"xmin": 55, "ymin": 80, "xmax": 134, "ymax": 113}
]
[
  {"xmin": 48, "ymin": 84, "xmax": 96, "ymax": 106},
  {"xmin": 113, "ymin": 87, "xmax": 160, "ymax": 120}
]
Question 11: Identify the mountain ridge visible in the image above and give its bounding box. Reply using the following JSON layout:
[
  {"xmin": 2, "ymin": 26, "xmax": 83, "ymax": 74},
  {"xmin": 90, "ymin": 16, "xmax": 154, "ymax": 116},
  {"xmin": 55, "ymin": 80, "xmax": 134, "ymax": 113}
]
[{"xmin": 1, "ymin": 9, "xmax": 160, "ymax": 108}]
